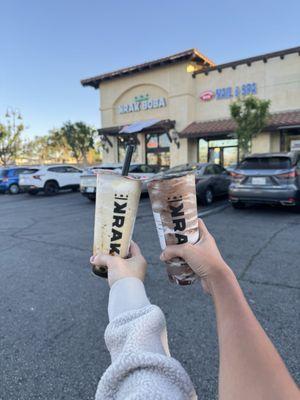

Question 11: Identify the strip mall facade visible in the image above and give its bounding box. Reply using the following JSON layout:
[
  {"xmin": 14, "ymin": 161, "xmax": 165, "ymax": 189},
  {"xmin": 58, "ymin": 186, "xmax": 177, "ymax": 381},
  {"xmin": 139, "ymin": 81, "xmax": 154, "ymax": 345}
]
[{"xmin": 81, "ymin": 46, "xmax": 300, "ymax": 167}]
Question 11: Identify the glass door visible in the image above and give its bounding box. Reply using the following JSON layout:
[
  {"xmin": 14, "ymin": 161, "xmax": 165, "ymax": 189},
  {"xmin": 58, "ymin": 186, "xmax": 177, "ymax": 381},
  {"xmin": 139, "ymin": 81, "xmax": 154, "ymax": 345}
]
[
  {"xmin": 208, "ymin": 147, "xmax": 221, "ymax": 164},
  {"xmin": 199, "ymin": 138, "xmax": 239, "ymax": 166},
  {"xmin": 223, "ymin": 147, "xmax": 238, "ymax": 167}
]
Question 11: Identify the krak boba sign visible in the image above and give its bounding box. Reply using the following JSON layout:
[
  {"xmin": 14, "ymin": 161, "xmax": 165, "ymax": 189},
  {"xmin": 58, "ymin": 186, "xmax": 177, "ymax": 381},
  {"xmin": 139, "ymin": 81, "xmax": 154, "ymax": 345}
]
[{"xmin": 118, "ymin": 94, "xmax": 167, "ymax": 114}]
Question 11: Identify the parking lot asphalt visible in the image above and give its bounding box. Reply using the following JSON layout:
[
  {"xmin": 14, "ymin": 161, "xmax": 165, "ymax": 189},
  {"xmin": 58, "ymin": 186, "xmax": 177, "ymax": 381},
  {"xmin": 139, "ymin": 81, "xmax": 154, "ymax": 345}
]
[{"xmin": 0, "ymin": 191, "xmax": 299, "ymax": 400}]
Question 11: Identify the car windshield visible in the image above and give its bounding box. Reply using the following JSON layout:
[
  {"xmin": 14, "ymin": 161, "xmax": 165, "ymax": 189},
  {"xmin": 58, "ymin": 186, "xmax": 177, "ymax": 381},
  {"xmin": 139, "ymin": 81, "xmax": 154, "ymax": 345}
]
[
  {"xmin": 239, "ymin": 157, "xmax": 292, "ymax": 170},
  {"xmin": 168, "ymin": 163, "xmax": 199, "ymax": 173},
  {"xmin": 22, "ymin": 169, "xmax": 39, "ymax": 174}
]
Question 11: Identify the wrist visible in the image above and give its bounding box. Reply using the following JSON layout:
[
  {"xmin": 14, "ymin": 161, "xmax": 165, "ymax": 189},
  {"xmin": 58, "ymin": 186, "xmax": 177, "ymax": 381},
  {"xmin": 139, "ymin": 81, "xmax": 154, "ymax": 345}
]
[{"xmin": 205, "ymin": 265, "xmax": 237, "ymax": 294}]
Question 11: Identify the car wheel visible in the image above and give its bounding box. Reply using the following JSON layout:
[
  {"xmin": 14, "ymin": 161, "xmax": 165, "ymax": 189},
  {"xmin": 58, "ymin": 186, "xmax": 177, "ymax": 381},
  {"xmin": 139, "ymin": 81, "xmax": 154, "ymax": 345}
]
[
  {"xmin": 72, "ymin": 187, "xmax": 79, "ymax": 192},
  {"xmin": 201, "ymin": 187, "xmax": 214, "ymax": 206},
  {"xmin": 44, "ymin": 181, "xmax": 59, "ymax": 196},
  {"xmin": 88, "ymin": 195, "xmax": 95, "ymax": 202},
  {"xmin": 232, "ymin": 201, "xmax": 246, "ymax": 209},
  {"xmin": 9, "ymin": 184, "xmax": 19, "ymax": 195}
]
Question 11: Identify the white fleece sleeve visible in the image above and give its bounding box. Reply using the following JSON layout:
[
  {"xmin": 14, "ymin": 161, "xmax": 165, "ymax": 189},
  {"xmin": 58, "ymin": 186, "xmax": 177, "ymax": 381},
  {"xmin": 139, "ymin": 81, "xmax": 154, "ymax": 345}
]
[
  {"xmin": 96, "ymin": 278, "xmax": 197, "ymax": 400},
  {"xmin": 108, "ymin": 277, "xmax": 151, "ymax": 321}
]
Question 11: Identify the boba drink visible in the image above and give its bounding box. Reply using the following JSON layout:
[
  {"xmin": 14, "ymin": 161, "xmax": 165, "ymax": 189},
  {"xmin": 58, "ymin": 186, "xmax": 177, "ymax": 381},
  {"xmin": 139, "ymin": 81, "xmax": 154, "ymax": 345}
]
[
  {"xmin": 147, "ymin": 172, "xmax": 199, "ymax": 285},
  {"xmin": 93, "ymin": 170, "xmax": 142, "ymax": 278}
]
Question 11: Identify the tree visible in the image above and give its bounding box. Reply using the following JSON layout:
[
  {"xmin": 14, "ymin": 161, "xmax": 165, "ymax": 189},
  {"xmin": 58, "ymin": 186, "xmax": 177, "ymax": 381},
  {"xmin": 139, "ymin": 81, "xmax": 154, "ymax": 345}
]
[
  {"xmin": 0, "ymin": 109, "xmax": 24, "ymax": 166},
  {"xmin": 47, "ymin": 128, "xmax": 72, "ymax": 162},
  {"xmin": 60, "ymin": 121, "xmax": 96, "ymax": 164},
  {"xmin": 230, "ymin": 96, "xmax": 271, "ymax": 155},
  {"xmin": 21, "ymin": 129, "xmax": 71, "ymax": 164}
]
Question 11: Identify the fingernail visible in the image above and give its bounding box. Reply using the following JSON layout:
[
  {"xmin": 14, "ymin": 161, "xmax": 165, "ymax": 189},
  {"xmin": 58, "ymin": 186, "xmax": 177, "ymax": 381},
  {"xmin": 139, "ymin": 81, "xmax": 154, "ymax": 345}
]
[
  {"xmin": 90, "ymin": 255, "xmax": 95, "ymax": 263},
  {"xmin": 160, "ymin": 253, "xmax": 165, "ymax": 261}
]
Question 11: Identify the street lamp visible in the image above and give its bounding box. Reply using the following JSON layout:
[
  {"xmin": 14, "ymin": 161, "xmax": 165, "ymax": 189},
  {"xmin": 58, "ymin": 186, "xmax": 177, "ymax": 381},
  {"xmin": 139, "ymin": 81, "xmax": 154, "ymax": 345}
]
[{"xmin": 5, "ymin": 107, "xmax": 22, "ymax": 121}]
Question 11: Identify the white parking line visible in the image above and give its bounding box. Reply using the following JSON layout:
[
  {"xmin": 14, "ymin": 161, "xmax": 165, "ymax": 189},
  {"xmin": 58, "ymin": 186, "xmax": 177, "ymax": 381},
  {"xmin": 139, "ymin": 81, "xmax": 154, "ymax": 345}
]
[{"xmin": 198, "ymin": 202, "xmax": 230, "ymax": 217}]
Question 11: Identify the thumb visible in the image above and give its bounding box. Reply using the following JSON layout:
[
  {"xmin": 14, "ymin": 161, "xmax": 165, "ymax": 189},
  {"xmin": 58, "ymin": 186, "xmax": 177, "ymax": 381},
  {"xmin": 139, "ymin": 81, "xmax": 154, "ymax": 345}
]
[
  {"xmin": 160, "ymin": 244, "xmax": 186, "ymax": 262},
  {"xmin": 90, "ymin": 253, "xmax": 114, "ymax": 267},
  {"xmin": 129, "ymin": 240, "xmax": 142, "ymax": 257},
  {"xmin": 198, "ymin": 218, "xmax": 209, "ymax": 239}
]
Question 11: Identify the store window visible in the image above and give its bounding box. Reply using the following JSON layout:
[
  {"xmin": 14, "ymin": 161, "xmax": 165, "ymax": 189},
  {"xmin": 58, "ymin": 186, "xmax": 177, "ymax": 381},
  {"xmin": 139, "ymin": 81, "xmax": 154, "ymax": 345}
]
[
  {"xmin": 198, "ymin": 139, "xmax": 208, "ymax": 163},
  {"xmin": 198, "ymin": 138, "xmax": 238, "ymax": 167},
  {"xmin": 146, "ymin": 133, "xmax": 170, "ymax": 166},
  {"xmin": 117, "ymin": 138, "xmax": 139, "ymax": 163}
]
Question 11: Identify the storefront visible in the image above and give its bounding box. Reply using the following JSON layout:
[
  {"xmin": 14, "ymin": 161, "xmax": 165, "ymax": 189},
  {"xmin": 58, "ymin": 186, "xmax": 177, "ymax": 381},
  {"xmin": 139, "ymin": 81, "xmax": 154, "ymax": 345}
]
[{"xmin": 81, "ymin": 46, "xmax": 300, "ymax": 167}]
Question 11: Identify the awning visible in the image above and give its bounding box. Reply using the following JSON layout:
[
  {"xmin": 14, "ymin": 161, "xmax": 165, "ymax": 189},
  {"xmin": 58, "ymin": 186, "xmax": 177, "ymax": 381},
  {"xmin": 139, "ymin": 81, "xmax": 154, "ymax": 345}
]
[
  {"xmin": 180, "ymin": 109, "xmax": 300, "ymax": 139},
  {"xmin": 97, "ymin": 119, "xmax": 176, "ymax": 136},
  {"xmin": 120, "ymin": 119, "xmax": 160, "ymax": 134}
]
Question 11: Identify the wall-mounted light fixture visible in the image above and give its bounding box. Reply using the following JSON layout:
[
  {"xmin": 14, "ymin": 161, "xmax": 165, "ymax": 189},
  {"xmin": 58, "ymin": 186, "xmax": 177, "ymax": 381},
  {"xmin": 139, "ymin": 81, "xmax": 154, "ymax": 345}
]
[{"xmin": 170, "ymin": 129, "xmax": 181, "ymax": 149}]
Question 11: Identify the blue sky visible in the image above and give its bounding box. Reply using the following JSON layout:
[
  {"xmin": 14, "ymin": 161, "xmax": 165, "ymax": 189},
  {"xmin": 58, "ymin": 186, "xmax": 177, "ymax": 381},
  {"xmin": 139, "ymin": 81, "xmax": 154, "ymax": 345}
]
[{"xmin": 1, "ymin": 0, "xmax": 300, "ymax": 138}]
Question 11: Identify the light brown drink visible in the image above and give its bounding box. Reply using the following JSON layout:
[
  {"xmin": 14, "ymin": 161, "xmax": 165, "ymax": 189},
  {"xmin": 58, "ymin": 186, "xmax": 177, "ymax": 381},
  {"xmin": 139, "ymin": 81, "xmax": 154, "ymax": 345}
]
[
  {"xmin": 147, "ymin": 172, "xmax": 199, "ymax": 285},
  {"xmin": 93, "ymin": 170, "xmax": 142, "ymax": 278}
]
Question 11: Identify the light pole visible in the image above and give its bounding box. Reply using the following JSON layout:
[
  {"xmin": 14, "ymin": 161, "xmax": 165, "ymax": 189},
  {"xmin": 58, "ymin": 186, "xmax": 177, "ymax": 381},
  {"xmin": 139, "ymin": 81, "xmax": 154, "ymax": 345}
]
[{"xmin": 5, "ymin": 107, "xmax": 23, "ymax": 132}]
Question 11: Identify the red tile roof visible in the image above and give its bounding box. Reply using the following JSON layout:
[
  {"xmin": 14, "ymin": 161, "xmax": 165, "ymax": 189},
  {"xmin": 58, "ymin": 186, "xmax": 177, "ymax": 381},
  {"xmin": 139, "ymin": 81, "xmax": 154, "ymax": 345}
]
[{"xmin": 180, "ymin": 109, "xmax": 300, "ymax": 138}]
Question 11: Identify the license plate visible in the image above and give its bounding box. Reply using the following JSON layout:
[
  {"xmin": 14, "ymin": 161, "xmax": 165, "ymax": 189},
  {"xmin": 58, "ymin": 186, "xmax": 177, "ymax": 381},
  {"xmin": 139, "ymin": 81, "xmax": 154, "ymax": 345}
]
[
  {"xmin": 86, "ymin": 187, "xmax": 95, "ymax": 193},
  {"xmin": 252, "ymin": 177, "xmax": 266, "ymax": 185}
]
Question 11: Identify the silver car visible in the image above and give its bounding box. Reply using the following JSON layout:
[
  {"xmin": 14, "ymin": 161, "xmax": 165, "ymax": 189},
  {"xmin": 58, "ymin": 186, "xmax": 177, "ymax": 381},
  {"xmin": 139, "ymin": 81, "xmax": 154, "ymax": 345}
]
[
  {"xmin": 229, "ymin": 152, "xmax": 300, "ymax": 210},
  {"xmin": 80, "ymin": 163, "xmax": 159, "ymax": 201},
  {"xmin": 115, "ymin": 163, "xmax": 160, "ymax": 192},
  {"xmin": 80, "ymin": 163, "xmax": 122, "ymax": 201}
]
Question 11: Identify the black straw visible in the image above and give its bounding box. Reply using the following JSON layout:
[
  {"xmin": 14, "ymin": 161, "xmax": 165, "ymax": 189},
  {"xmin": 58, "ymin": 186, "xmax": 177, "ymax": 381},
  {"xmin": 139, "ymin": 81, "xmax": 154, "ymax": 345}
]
[{"xmin": 121, "ymin": 145, "xmax": 134, "ymax": 176}]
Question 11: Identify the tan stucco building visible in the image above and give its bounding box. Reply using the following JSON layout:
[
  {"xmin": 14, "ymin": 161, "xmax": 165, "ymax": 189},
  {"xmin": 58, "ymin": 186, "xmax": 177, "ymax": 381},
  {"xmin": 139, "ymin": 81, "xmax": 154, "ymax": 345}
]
[{"xmin": 81, "ymin": 46, "xmax": 300, "ymax": 168}]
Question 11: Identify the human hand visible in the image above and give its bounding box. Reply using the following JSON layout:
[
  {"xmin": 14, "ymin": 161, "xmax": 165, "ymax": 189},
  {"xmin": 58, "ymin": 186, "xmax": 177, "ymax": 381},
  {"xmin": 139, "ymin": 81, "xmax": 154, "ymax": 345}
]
[
  {"xmin": 90, "ymin": 241, "xmax": 147, "ymax": 287},
  {"xmin": 160, "ymin": 219, "xmax": 232, "ymax": 294}
]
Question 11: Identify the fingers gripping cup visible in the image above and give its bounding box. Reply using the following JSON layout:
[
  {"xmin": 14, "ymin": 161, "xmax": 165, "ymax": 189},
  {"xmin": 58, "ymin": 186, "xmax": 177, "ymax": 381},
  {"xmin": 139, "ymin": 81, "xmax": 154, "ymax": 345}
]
[
  {"xmin": 93, "ymin": 171, "xmax": 142, "ymax": 278},
  {"xmin": 147, "ymin": 172, "xmax": 199, "ymax": 285}
]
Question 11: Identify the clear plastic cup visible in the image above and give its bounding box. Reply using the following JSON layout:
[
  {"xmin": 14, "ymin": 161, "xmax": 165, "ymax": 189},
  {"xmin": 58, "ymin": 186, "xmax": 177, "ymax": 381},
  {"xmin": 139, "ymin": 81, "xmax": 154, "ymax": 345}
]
[
  {"xmin": 93, "ymin": 170, "xmax": 142, "ymax": 278},
  {"xmin": 147, "ymin": 172, "xmax": 199, "ymax": 285}
]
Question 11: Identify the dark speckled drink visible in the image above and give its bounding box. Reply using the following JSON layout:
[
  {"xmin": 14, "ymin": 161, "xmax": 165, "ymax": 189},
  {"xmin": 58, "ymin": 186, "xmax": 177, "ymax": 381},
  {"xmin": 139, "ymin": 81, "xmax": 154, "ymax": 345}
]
[{"xmin": 147, "ymin": 172, "xmax": 199, "ymax": 285}]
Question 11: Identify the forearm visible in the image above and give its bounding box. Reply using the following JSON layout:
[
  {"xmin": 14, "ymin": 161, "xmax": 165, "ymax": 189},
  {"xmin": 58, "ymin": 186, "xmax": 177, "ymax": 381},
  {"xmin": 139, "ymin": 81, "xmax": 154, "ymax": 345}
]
[{"xmin": 210, "ymin": 268, "xmax": 299, "ymax": 400}]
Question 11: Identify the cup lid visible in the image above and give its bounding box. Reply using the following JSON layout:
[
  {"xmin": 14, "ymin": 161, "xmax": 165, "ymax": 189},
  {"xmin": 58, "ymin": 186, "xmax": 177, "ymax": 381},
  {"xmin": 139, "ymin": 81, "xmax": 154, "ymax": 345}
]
[{"xmin": 148, "ymin": 170, "xmax": 196, "ymax": 182}]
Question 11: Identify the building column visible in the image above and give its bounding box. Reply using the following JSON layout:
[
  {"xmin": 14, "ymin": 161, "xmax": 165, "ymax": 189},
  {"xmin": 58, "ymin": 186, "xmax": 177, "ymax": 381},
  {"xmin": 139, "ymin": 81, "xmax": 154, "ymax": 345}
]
[
  {"xmin": 137, "ymin": 134, "xmax": 146, "ymax": 163},
  {"xmin": 251, "ymin": 132, "xmax": 271, "ymax": 153}
]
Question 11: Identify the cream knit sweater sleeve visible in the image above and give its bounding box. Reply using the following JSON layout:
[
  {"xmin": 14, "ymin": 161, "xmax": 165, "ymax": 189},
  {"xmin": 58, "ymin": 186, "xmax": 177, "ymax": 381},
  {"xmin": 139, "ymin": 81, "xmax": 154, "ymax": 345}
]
[{"xmin": 95, "ymin": 277, "xmax": 197, "ymax": 400}]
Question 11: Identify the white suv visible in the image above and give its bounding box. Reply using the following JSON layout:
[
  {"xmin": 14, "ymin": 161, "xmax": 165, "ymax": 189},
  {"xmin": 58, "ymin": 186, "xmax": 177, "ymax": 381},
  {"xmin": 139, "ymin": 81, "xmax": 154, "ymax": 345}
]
[{"xmin": 19, "ymin": 165, "xmax": 83, "ymax": 196}]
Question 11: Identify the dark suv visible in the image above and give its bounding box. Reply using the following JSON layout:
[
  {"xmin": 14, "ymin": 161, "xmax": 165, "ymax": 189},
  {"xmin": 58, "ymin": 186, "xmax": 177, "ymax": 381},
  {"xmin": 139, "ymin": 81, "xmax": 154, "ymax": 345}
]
[
  {"xmin": 229, "ymin": 152, "xmax": 300, "ymax": 210},
  {"xmin": 164, "ymin": 162, "xmax": 231, "ymax": 205}
]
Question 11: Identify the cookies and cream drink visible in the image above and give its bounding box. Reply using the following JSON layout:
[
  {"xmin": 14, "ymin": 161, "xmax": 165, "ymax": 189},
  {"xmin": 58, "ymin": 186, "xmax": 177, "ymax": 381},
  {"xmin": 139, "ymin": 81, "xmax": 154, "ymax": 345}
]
[
  {"xmin": 147, "ymin": 172, "xmax": 199, "ymax": 285},
  {"xmin": 93, "ymin": 170, "xmax": 142, "ymax": 278}
]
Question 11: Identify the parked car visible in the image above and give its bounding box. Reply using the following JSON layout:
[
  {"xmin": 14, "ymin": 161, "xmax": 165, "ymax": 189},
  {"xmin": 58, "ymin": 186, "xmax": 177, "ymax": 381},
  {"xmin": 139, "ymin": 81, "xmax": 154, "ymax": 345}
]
[
  {"xmin": 80, "ymin": 163, "xmax": 122, "ymax": 201},
  {"xmin": 225, "ymin": 163, "xmax": 238, "ymax": 173},
  {"xmin": 115, "ymin": 164, "xmax": 160, "ymax": 192},
  {"xmin": 229, "ymin": 152, "xmax": 300, "ymax": 210},
  {"xmin": 80, "ymin": 163, "xmax": 160, "ymax": 201},
  {"xmin": 164, "ymin": 162, "xmax": 231, "ymax": 205},
  {"xmin": 19, "ymin": 165, "xmax": 83, "ymax": 196},
  {"xmin": 0, "ymin": 166, "xmax": 39, "ymax": 194}
]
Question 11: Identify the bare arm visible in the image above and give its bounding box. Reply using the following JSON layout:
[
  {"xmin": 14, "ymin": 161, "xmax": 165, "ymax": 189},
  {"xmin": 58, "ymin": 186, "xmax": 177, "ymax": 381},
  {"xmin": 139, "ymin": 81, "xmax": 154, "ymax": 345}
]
[{"xmin": 161, "ymin": 220, "xmax": 299, "ymax": 400}]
